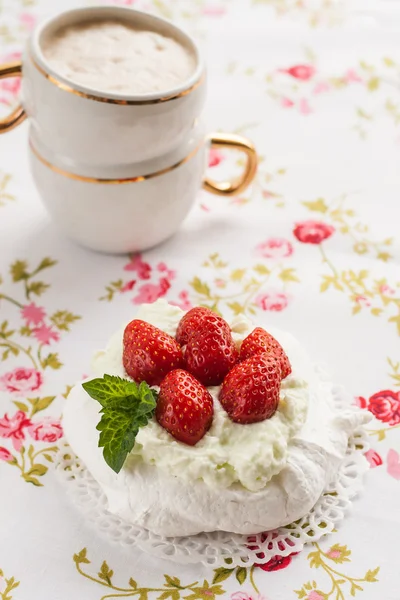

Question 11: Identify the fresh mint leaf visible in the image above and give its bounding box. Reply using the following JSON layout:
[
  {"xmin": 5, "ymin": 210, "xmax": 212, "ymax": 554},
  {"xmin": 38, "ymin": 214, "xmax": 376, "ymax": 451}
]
[
  {"xmin": 137, "ymin": 381, "xmax": 159, "ymax": 415},
  {"xmin": 82, "ymin": 374, "xmax": 141, "ymax": 407},
  {"xmin": 97, "ymin": 409, "xmax": 140, "ymax": 473},
  {"xmin": 82, "ymin": 374, "xmax": 157, "ymax": 473}
]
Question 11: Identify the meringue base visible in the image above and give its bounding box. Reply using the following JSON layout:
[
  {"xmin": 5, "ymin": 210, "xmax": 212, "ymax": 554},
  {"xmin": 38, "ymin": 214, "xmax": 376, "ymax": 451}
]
[
  {"xmin": 63, "ymin": 377, "xmax": 369, "ymax": 537},
  {"xmin": 56, "ymin": 405, "xmax": 370, "ymax": 568}
]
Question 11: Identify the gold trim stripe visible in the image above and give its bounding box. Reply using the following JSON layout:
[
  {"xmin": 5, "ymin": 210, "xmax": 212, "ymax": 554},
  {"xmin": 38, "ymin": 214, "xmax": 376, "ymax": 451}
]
[
  {"xmin": 30, "ymin": 140, "xmax": 203, "ymax": 184},
  {"xmin": 30, "ymin": 54, "xmax": 205, "ymax": 106}
]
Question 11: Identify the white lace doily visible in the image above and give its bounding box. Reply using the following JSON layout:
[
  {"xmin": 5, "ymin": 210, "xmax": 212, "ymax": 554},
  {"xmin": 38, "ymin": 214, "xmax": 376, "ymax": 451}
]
[{"xmin": 55, "ymin": 385, "xmax": 370, "ymax": 567}]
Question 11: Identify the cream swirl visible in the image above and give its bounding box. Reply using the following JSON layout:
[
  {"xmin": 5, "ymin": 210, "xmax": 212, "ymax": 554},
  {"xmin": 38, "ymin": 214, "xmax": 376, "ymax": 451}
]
[{"xmin": 90, "ymin": 299, "xmax": 310, "ymax": 491}]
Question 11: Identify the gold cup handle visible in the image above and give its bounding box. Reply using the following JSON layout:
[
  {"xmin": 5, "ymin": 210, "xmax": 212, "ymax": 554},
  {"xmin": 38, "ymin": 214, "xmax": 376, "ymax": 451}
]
[
  {"xmin": 0, "ymin": 61, "xmax": 26, "ymax": 134},
  {"xmin": 203, "ymin": 132, "xmax": 258, "ymax": 197}
]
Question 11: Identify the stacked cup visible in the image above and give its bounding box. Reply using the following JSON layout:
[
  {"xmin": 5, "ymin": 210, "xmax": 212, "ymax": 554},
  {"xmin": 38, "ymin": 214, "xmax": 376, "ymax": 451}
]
[{"xmin": 0, "ymin": 6, "xmax": 257, "ymax": 253}]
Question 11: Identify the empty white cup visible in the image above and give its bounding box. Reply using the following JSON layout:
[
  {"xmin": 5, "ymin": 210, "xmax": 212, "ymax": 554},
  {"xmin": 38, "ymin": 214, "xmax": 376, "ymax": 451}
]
[{"xmin": 29, "ymin": 123, "xmax": 258, "ymax": 253}]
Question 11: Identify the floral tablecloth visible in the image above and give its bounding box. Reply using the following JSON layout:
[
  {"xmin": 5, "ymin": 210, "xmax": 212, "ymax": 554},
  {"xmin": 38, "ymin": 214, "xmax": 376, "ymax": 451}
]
[{"xmin": 1, "ymin": 0, "xmax": 400, "ymax": 598}]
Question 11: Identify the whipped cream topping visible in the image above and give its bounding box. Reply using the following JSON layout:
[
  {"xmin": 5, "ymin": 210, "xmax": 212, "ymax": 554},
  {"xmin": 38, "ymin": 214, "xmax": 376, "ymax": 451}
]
[
  {"xmin": 63, "ymin": 300, "xmax": 371, "ymax": 536},
  {"xmin": 91, "ymin": 300, "xmax": 309, "ymax": 491},
  {"xmin": 42, "ymin": 21, "xmax": 195, "ymax": 95}
]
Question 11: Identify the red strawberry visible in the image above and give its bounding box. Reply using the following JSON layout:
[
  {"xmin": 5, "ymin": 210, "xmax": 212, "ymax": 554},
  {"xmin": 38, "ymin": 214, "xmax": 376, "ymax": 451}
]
[
  {"xmin": 184, "ymin": 320, "xmax": 238, "ymax": 386},
  {"xmin": 123, "ymin": 320, "xmax": 184, "ymax": 386},
  {"xmin": 240, "ymin": 327, "xmax": 291, "ymax": 379},
  {"xmin": 176, "ymin": 306, "xmax": 230, "ymax": 346},
  {"xmin": 219, "ymin": 354, "xmax": 281, "ymax": 424},
  {"xmin": 156, "ymin": 369, "xmax": 214, "ymax": 445}
]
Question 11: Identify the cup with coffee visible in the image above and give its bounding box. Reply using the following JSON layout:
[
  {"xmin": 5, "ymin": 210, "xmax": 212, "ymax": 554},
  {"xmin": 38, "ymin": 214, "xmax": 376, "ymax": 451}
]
[{"xmin": 0, "ymin": 6, "xmax": 257, "ymax": 253}]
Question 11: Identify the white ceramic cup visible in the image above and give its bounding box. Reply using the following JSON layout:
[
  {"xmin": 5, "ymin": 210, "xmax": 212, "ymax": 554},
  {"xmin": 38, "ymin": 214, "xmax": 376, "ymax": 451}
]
[
  {"xmin": 28, "ymin": 123, "xmax": 258, "ymax": 254},
  {"xmin": 0, "ymin": 6, "xmax": 206, "ymax": 165},
  {"xmin": 0, "ymin": 6, "xmax": 258, "ymax": 253}
]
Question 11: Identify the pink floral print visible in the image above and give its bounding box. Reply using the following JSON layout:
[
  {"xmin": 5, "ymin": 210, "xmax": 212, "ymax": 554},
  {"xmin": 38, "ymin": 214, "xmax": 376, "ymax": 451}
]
[
  {"xmin": 28, "ymin": 418, "xmax": 63, "ymax": 443},
  {"xmin": 354, "ymin": 396, "xmax": 367, "ymax": 409},
  {"xmin": 368, "ymin": 390, "xmax": 400, "ymax": 426},
  {"xmin": 132, "ymin": 278, "xmax": 171, "ymax": 304},
  {"xmin": 364, "ymin": 449, "xmax": 383, "ymax": 468},
  {"xmin": 171, "ymin": 291, "xmax": 193, "ymax": 311},
  {"xmin": 307, "ymin": 593, "xmax": 325, "ymax": 600},
  {"xmin": 379, "ymin": 284, "xmax": 395, "ymax": 295},
  {"xmin": 344, "ymin": 69, "xmax": 362, "ymax": 83},
  {"xmin": 280, "ymin": 95, "xmax": 313, "ymax": 112},
  {"xmin": 356, "ymin": 390, "xmax": 400, "ymax": 426},
  {"xmin": 355, "ymin": 295, "xmax": 371, "ymax": 308},
  {"xmin": 124, "ymin": 254, "xmax": 152, "ymax": 279},
  {"xmin": 387, "ymin": 449, "xmax": 400, "ymax": 480},
  {"xmin": 32, "ymin": 324, "xmax": 60, "ymax": 345},
  {"xmin": 1, "ymin": 257, "xmax": 80, "ymax": 382},
  {"xmin": 208, "ymin": 148, "xmax": 225, "ymax": 167},
  {"xmin": 19, "ymin": 12, "xmax": 36, "ymax": 31},
  {"xmin": 231, "ymin": 593, "xmax": 267, "ymax": 600},
  {"xmin": 0, "ymin": 256, "xmax": 79, "ymax": 485},
  {"xmin": 313, "ymin": 81, "xmax": 330, "ymax": 94},
  {"xmin": 256, "ymin": 552, "xmax": 297, "ymax": 571},
  {"xmin": 326, "ymin": 548, "xmax": 342, "ymax": 559},
  {"xmin": 203, "ymin": 6, "xmax": 227, "ymax": 16},
  {"xmin": 281, "ymin": 64, "xmax": 316, "ymax": 80},
  {"xmin": 157, "ymin": 262, "xmax": 176, "ymax": 279},
  {"xmin": 101, "ymin": 255, "xmax": 176, "ymax": 303},
  {"xmin": 256, "ymin": 238, "xmax": 293, "ymax": 259},
  {"xmin": 299, "ymin": 98, "xmax": 313, "ymax": 115},
  {"xmin": 0, "ymin": 77, "xmax": 20, "ymax": 97},
  {"xmin": 121, "ymin": 280, "xmax": 136, "ymax": 292},
  {"xmin": 0, "ymin": 367, "xmax": 43, "ymax": 394},
  {"xmin": 293, "ymin": 220, "xmax": 335, "ymax": 244},
  {"xmin": 0, "ymin": 446, "xmax": 14, "ymax": 462},
  {"xmin": 0, "ymin": 411, "xmax": 31, "ymax": 451},
  {"xmin": 281, "ymin": 97, "xmax": 294, "ymax": 108},
  {"xmin": 255, "ymin": 291, "xmax": 289, "ymax": 311},
  {"xmin": 20, "ymin": 302, "xmax": 46, "ymax": 326}
]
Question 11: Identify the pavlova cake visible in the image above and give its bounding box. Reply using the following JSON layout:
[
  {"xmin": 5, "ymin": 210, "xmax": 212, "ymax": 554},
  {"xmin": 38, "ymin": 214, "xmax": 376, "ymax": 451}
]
[{"xmin": 63, "ymin": 299, "xmax": 369, "ymax": 537}]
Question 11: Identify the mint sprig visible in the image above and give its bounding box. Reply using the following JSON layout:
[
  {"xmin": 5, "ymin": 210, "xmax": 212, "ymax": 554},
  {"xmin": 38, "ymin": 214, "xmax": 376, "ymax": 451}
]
[{"xmin": 82, "ymin": 374, "xmax": 157, "ymax": 474}]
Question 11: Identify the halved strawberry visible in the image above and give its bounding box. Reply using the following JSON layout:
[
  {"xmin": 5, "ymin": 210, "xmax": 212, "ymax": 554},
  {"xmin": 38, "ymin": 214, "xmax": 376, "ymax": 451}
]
[
  {"xmin": 176, "ymin": 306, "xmax": 230, "ymax": 346},
  {"xmin": 219, "ymin": 353, "xmax": 281, "ymax": 424},
  {"xmin": 240, "ymin": 327, "xmax": 291, "ymax": 379},
  {"xmin": 156, "ymin": 369, "xmax": 214, "ymax": 445},
  {"xmin": 184, "ymin": 319, "xmax": 238, "ymax": 386},
  {"xmin": 123, "ymin": 319, "xmax": 183, "ymax": 386}
]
